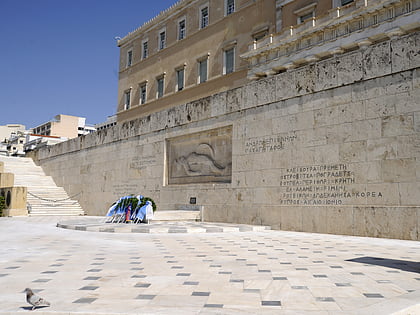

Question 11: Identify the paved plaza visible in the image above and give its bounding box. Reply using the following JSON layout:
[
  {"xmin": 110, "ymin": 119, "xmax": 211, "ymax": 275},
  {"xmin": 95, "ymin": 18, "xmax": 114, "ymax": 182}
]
[{"xmin": 0, "ymin": 216, "xmax": 419, "ymax": 314}]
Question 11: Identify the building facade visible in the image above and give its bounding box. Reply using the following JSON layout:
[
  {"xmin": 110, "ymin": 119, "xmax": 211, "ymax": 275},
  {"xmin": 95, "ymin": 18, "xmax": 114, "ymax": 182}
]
[
  {"xmin": 33, "ymin": 0, "xmax": 420, "ymax": 240},
  {"xmin": 116, "ymin": 0, "xmax": 277, "ymax": 123},
  {"xmin": 244, "ymin": 0, "xmax": 420, "ymax": 79},
  {"xmin": 0, "ymin": 124, "xmax": 26, "ymax": 143},
  {"xmin": 31, "ymin": 114, "xmax": 96, "ymax": 139}
]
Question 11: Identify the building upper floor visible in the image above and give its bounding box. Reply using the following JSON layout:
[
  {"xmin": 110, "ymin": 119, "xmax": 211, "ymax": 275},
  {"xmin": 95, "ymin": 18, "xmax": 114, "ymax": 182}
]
[
  {"xmin": 31, "ymin": 114, "xmax": 96, "ymax": 139},
  {"xmin": 243, "ymin": 0, "xmax": 420, "ymax": 79},
  {"xmin": 116, "ymin": 0, "xmax": 277, "ymax": 123}
]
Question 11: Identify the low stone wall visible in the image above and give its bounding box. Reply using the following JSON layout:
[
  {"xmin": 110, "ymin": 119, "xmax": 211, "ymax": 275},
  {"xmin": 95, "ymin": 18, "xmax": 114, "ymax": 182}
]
[{"xmin": 34, "ymin": 31, "xmax": 420, "ymax": 240}]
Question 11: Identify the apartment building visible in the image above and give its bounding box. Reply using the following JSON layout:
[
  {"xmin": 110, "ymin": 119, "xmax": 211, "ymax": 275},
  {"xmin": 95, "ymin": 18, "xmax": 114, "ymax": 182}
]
[
  {"xmin": 31, "ymin": 114, "xmax": 96, "ymax": 139},
  {"xmin": 116, "ymin": 0, "xmax": 277, "ymax": 123}
]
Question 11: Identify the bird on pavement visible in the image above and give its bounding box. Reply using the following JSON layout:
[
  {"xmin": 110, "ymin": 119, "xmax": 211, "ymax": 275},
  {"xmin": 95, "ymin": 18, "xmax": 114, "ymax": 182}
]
[{"xmin": 24, "ymin": 288, "xmax": 50, "ymax": 310}]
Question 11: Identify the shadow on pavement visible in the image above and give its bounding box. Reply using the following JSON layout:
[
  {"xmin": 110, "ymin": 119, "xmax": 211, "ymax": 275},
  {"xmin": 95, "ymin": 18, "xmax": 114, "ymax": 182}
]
[{"xmin": 346, "ymin": 256, "xmax": 420, "ymax": 274}]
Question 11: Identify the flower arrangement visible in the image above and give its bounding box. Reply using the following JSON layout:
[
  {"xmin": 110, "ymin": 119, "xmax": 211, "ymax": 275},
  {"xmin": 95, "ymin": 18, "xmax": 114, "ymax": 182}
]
[{"xmin": 106, "ymin": 195, "xmax": 156, "ymax": 223}]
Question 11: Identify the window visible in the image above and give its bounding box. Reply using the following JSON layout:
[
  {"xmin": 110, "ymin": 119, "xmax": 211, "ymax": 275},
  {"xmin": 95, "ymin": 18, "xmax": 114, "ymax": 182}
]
[
  {"xmin": 198, "ymin": 58, "xmax": 208, "ymax": 83},
  {"xmin": 178, "ymin": 19, "xmax": 186, "ymax": 40},
  {"xmin": 200, "ymin": 6, "xmax": 209, "ymax": 29},
  {"xmin": 341, "ymin": 0, "xmax": 354, "ymax": 5},
  {"xmin": 124, "ymin": 90, "xmax": 131, "ymax": 110},
  {"xmin": 140, "ymin": 84, "xmax": 147, "ymax": 105},
  {"xmin": 176, "ymin": 68, "xmax": 185, "ymax": 91},
  {"xmin": 294, "ymin": 3, "xmax": 316, "ymax": 24},
  {"xmin": 224, "ymin": 48, "xmax": 234, "ymax": 74},
  {"xmin": 159, "ymin": 30, "xmax": 166, "ymax": 50},
  {"xmin": 157, "ymin": 77, "xmax": 164, "ymax": 98},
  {"xmin": 142, "ymin": 40, "xmax": 148, "ymax": 59},
  {"xmin": 226, "ymin": 0, "xmax": 235, "ymax": 15},
  {"xmin": 127, "ymin": 50, "xmax": 133, "ymax": 67},
  {"xmin": 298, "ymin": 11, "xmax": 314, "ymax": 24}
]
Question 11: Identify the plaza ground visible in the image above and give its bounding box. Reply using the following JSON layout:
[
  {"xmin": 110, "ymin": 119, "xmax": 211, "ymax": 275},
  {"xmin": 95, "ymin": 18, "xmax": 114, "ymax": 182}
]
[{"xmin": 0, "ymin": 216, "xmax": 419, "ymax": 314}]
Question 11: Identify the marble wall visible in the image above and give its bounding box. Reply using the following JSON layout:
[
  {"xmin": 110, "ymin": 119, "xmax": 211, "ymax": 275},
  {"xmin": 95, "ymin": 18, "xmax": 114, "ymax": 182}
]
[{"xmin": 35, "ymin": 31, "xmax": 420, "ymax": 240}]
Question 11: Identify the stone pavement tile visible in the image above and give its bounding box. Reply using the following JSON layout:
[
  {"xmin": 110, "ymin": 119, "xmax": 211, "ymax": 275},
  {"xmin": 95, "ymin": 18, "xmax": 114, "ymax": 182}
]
[
  {"xmin": 206, "ymin": 291, "xmax": 262, "ymax": 308},
  {"xmin": 1, "ymin": 217, "xmax": 420, "ymax": 314}
]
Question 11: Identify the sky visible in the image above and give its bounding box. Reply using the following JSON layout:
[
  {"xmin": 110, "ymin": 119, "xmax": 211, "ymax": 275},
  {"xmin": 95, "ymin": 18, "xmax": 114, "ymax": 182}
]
[{"xmin": 0, "ymin": 0, "xmax": 178, "ymax": 128}]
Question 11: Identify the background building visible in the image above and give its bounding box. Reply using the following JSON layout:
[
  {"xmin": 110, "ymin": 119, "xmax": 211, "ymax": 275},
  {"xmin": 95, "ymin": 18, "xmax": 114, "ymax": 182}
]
[
  {"xmin": 116, "ymin": 0, "xmax": 277, "ymax": 123},
  {"xmin": 0, "ymin": 124, "xmax": 26, "ymax": 143},
  {"xmin": 31, "ymin": 114, "xmax": 96, "ymax": 139}
]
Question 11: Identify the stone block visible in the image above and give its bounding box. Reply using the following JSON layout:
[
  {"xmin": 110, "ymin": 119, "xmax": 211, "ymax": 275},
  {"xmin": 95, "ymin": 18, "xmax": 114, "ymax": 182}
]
[
  {"xmin": 241, "ymin": 81, "xmax": 258, "ymax": 110},
  {"xmin": 314, "ymin": 102, "xmax": 362, "ymax": 128},
  {"xmin": 362, "ymin": 41, "xmax": 392, "ymax": 80},
  {"xmin": 294, "ymin": 65, "xmax": 316, "ymax": 96},
  {"xmin": 315, "ymin": 59, "xmax": 338, "ymax": 92},
  {"xmin": 0, "ymin": 187, "xmax": 27, "ymax": 216},
  {"xmin": 313, "ymin": 144, "xmax": 340, "ymax": 165},
  {"xmin": 391, "ymin": 32, "xmax": 420, "ymax": 73},
  {"xmin": 279, "ymin": 206, "xmax": 303, "ymax": 232},
  {"xmin": 349, "ymin": 119, "xmax": 381, "ymax": 142},
  {"xmin": 302, "ymin": 206, "xmax": 327, "ymax": 234},
  {"xmin": 399, "ymin": 182, "xmax": 420, "ymax": 206},
  {"xmin": 336, "ymin": 51, "xmax": 364, "ymax": 85},
  {"xmin": 339, "ymin": 141, "xmax": 367, "ymax": 163},
  {"xmin": 367, "ymin": 137, "xmax": 398, "ymax": 161},
  {"xmin": 352, "ymin": 161, "xmax": 381, "ymax": 184},
  {"xmin": 381, "ymin": 159, "xmax": 416, "ymax": 183},
  {"xmin": 259, "ymin": 206, "xmax": 281, "ymax": 229},
  {"xmin": 210, "ymin": 91, "xmax": 227, "ymax": 118},
  {"xmin": 365, "ymin": 183, "xmax": 400, "ymax": 206},
  {"xmin": 187, "ymin": 97, "xmax": 211, "ymax": 122},
  {"xmin": 325, "ymin": 123, "xmax": 352, "ymax": 144},
  {"xmin": 365, "ymin": 95, "xmax": 397, "ymax": 119},
  {"xmin": 226, "ymin": 87, "xmax": 242, "ymax": 113},
  {"xmin": 0, "ymin": 173, "xmax": 14, "ymax": 188},
  {"xmin": 275, "ymin": 70, "xmax": 296, "ymax": 101},
  {"xmin": 351, "ymin": 77, "xmax": 385, "ymax": 102},
  {"xmin": 325, "ymin": 206, "xmax": 354, "ymax": 236},
  {"xmin": 353, "ymin": 206, "xmax": 418, "ymax": 240},
  {"xmin": 271, "ymin": 149, "xmax": 293, "ymax": 169},
  {"xmin": 255, "ymin": 77, "xmax": 276, "ymax": 106},
  {"xmin": 382, "ymin": 114, "xmax": 415, "ymax": 137},
  {"xmin": 0, "ymin": 162, "xmax": 3, "ymax": 172}
]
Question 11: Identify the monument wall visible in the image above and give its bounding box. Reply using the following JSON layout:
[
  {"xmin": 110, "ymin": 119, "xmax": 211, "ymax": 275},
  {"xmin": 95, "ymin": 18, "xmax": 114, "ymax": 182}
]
[{"xmin": 35, "ymin": 31, "xmax": 420, "ymax": 240}]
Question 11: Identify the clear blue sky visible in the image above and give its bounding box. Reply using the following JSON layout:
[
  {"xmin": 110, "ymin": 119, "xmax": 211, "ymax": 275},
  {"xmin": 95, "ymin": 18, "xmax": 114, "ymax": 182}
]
[{"xmin": 0, "ymin": 0, "xmax": 178, "ymax": 129}]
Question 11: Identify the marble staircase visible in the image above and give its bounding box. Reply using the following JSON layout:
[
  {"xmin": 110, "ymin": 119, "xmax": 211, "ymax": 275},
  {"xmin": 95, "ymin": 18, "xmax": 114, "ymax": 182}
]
[{"xmin": 0, "ymin": 156, "xmax": 84, "ymax": 216}]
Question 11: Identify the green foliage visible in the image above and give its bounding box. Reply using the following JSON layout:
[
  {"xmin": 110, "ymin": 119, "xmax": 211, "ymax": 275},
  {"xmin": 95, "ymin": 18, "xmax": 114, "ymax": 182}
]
[{"xmin": 0, "ymin": 195, "xmax": 5, "ymax": 217}]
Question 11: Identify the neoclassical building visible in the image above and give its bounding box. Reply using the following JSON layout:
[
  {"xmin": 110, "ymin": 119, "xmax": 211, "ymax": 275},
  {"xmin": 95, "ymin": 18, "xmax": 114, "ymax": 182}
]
[
  {"xmin": 116, "ymin": 0, "xmax": 418, "ymax": 123},
  {"xmin": 116, "ymin": 0, "xmax": 277, "ymax": 123}
]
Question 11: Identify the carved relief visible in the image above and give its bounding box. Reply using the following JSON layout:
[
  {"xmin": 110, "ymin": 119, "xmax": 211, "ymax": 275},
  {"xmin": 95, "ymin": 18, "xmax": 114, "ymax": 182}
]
[{"xmin": 167, "ymin": 126, "xmax": 232, "ymax": 184}]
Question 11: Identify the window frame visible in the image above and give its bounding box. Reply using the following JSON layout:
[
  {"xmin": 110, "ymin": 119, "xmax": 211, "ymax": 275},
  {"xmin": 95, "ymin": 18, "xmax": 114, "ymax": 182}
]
[
  {"xmin": 294, "ymin": 3, "xmax": 317, "ymax": 24},
  {"xmin": 199, "ymin": 4, "xmax": 209, "ymax": 29},
  {"xmin": 197, "ymin": 55, "xmax": 209, "ymax": 84},
  {"xmin": 225, "ymin": 0, "xmax": 235, "ymax": 16},
  {"xmin": 158, "ymin": 28, "xmax": 166, "ymax": 50},
  {"xmin": 223, "ymin": 47, "xmax": 235, "ymax": 75},
  {"xmin": 139, "ymin": 83, "xmax": 147, "ymax": 105},
  {"xmin": 126, "ymin": 49, "xmax": 133, "ymax": 67},
  {"xmin": 156, "ymin": 75, "xmax": 165, "ymax": 98},
  {"xmin": 124, "ymin": 89, "xmax": 131, "ymax": 110},
  {"xmin": 176, "ymin": 66, "xmax": 185, "ymax": 91},
  {"xmin": 178, "ymin": 17, "xmax": 186, "ymax": 40},
  {"xmin": 142, "ymin": 39, "xmax": 148, "ymax": 59}
]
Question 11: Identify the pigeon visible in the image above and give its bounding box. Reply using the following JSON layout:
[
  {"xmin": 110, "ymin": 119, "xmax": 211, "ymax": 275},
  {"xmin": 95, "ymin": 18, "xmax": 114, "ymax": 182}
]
[{"xmin": 24, "ymin": 288, "xmax": 50, "ymax": 310}]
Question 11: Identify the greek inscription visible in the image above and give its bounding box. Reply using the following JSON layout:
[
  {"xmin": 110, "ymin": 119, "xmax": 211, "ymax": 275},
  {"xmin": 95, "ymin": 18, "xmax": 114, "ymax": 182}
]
[
  {"xmin": 279, "ymin": 163, "xmax": 383, "ymax": 205},
  {"xmin": 112, "ymin": 183, "xmax": 139, "ymax": 197},
  {"xmin": 245, "ymin": 133, "xmax": 297, "ymax": 154},
  {"xmin": 130, "ymin": 156, "xmax": 157, "ymax": 170}
]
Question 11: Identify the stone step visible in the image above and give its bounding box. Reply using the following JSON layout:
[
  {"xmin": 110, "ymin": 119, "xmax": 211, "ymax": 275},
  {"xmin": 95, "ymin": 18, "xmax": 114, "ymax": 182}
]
[
  {"xmin": 153, "ymin": 210, "xmax": 201, "ymax": 221},
  {"xmin": 0, "ymin": 156, "xmax": 85, "ymax": 216}
]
